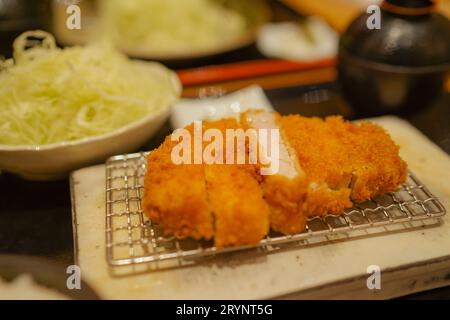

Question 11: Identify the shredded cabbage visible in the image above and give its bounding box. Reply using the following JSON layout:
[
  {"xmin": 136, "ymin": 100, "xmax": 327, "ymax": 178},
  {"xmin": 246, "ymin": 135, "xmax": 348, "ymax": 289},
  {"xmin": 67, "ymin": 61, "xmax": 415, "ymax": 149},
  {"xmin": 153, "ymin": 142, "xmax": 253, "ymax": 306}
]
[
  {"xmin": 99, "ymin": 0, "xmax": 247, "ymax": 53},
  {"xmin": 0, "ymin": 31, "xmax": 180, "ymax": 146}
]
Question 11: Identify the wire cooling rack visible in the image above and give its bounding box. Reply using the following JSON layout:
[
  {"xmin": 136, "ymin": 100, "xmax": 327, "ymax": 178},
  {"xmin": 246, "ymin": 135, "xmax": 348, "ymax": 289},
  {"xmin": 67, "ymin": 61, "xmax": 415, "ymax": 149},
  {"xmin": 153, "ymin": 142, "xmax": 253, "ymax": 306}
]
[{"xmin": 105, "ymin": 152, "xmax": 446, "ymax": 271}]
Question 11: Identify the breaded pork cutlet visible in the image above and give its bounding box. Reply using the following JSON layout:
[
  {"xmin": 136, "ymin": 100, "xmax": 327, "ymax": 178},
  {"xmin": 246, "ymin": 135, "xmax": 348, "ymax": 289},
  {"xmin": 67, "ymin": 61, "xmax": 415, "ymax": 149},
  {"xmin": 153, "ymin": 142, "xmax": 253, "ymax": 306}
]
[
  {"xmin": 143, "ymin": 123, "xmax": 214, "ymax": 240},
  {"xmin": 144, "ymin": 118, "xmax": 270, "ymax": 248},
  {"xmin": 241, "ymin": 111, "xmax": 308, "ymax": 234},
  {"xmin": 203, "ymin": 118, "xmax": 270, "ymax": 248},
  {"xmin": 325, "ymin": 117, "xmax": 408, "ymax": 202},
  {"xmin": 280, "ymin": 115, "xmax": 353, "ymax": 217},
  {"xmin": 143, "ymin": 111, "xmax": 408, "ymax": 247}
]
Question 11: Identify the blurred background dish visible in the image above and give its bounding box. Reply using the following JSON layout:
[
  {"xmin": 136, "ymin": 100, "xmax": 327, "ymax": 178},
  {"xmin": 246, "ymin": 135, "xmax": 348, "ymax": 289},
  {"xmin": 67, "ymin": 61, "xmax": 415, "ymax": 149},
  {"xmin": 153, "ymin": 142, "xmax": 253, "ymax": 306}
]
[
  {"xmin": 282, "ymin": 0, "xmax": 450, "ymax": 32},
  {"xmin": 170, "ymin": 85, "xmax": 274, "ymax": 129},
  {"xmin": 257, "ymin": 16, "xmax": 338, "ymax": 62},
  {"xmin": 52, "ymin": 0, "xmax": 270, "ymax": 61}
]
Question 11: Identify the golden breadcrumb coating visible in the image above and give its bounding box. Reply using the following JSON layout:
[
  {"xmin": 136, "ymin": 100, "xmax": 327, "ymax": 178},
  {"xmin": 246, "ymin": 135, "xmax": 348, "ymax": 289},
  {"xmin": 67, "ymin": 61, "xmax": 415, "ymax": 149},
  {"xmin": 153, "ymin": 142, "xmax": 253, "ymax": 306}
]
[
  {"xmin": 205, "ymin": 164, "xmax": 271, "ymax": 248},
  {"xmin": 261, "ymin": 175, "xmax": 307, "ymax": 234},
  {"xmin": 325, "ymin": 117, "xmax": 408, "ymax": 202},
  {"xmin": 241, "ymin": 111, "xmax": 307, "ymax": 234},
  {"xmin": 280, "ymin": 115, "xmax": 353, "ymax": 216},
  {"xmin": 143, "ymin": 123, "xmax": 214, "ymax": 240},
  {"xmin": 304, "ymin": 185, "xmax": 351, "ymax": 215},
  {"xmin": 203, "ymin": 118, "xmax": 270, "ymax": 248}
]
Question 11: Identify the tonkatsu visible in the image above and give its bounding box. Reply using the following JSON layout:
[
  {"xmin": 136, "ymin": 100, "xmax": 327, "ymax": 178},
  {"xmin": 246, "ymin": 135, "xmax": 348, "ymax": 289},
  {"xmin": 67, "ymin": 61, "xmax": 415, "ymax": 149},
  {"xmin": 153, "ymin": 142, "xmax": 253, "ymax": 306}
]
[{"xmin": 142, "ymin": 111, "xmax": 408, "ymax": 248}]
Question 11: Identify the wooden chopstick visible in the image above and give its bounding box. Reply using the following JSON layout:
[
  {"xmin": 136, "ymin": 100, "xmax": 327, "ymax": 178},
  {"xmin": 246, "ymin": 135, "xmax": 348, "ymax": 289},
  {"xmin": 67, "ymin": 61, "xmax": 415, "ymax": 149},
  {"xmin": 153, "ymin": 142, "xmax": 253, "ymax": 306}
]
[
  {"xmin": 177, "ymin": 58, "xmax": 336, "ymax": 87},
  {"xmin": 181, "ymin": 66, "xmax": 336, "ymax": 98}
]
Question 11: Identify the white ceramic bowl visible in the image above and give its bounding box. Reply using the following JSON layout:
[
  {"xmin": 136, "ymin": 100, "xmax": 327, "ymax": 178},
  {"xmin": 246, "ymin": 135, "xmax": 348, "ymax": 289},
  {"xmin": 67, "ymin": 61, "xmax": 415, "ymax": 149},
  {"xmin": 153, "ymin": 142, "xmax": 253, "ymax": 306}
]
[
  {"xmin": 0, "ymin": 108, "xmax": 170, "ymax": 181},
  {"xmin": 51, "ymin": 0, "xmax": 270, "ymax": 61},
  {"xmin": 0, "ymin": 63, "xmax": 181, "ymax": 181}
]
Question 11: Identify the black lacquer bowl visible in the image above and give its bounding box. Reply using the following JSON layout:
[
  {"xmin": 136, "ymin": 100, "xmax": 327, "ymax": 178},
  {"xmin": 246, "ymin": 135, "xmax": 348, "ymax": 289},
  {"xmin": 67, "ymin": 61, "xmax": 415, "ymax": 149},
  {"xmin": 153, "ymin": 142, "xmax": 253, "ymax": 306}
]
[{"xmin": 338, "ymin": 1, "xmax": 450, "ymax": 117}]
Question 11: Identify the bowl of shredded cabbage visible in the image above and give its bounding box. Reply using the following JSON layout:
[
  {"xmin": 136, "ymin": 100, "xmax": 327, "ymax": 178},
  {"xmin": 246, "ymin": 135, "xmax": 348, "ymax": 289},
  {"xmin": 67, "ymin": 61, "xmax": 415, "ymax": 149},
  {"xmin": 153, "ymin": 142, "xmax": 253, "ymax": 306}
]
[
  {"xmin": 52, "ymin": 0, "xmax": 270, "ymax": 60},
  {"xmin": 0, "ymin": 31, "xmax": 181, "ymax": 180}
]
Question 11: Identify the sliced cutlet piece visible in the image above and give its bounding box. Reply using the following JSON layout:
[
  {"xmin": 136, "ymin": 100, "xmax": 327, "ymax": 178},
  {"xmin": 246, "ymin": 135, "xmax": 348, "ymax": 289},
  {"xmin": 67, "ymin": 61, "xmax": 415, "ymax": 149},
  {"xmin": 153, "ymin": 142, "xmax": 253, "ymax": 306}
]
[
  {"xmin": 203, "ymin": 118, "xmax": 270, "ymax": 248},
  {"xmin": 241, "ymin": 111, "xmax": 308, "ymax": 234},
  {"xmin": 325, "ymin": 117, "xmax": 408, "ymax": 202},
  {"xmin": 280, "ymin": 114, "xmax": 353, "ymax": 217},
  {"xmin": 143, "ymin": 123, "xmax": 214, "ymax": 240}
]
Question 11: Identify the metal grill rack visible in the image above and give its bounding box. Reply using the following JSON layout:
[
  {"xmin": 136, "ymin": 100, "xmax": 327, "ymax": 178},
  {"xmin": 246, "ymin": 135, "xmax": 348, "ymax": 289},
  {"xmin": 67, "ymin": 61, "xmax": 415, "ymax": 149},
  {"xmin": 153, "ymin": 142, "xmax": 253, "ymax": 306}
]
[{"xmin": 105, "ymin": 152, "xmax": 446, "ymax": 270}]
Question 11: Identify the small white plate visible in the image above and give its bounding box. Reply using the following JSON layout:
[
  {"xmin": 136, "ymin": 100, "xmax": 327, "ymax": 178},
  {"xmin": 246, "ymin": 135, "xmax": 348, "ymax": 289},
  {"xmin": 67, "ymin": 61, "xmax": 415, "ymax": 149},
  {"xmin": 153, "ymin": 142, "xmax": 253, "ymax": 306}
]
[{"xmin": 170, "ymin": 85, "xmax": 274, "ymax": 129}]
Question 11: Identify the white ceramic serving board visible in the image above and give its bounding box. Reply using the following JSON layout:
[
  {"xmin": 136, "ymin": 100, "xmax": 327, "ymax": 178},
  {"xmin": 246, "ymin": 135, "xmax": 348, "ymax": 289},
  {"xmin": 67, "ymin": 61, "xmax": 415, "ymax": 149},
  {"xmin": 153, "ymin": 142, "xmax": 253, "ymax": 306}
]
[{"xmin": 71, "ymin": 116, "xmax": 450, "ymax": 299}]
